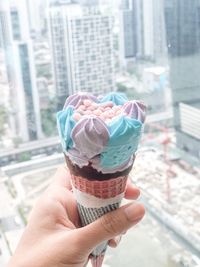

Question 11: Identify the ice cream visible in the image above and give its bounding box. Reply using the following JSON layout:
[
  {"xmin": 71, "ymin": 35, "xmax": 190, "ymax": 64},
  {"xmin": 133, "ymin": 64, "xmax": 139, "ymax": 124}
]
[{"xmin": 57, "ymin": 92, "xmax": 146, "ymax": 267}]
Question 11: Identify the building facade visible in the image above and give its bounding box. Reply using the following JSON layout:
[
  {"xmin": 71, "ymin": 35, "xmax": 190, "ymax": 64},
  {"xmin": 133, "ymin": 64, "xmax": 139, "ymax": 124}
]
[
  {"xmin": 119, "ymin": 0, "xmax": 137, "ymax": 65},
  {"xmin": 0, "ymin": 0, "xmax": 42, "ymax": 141},
  {"xmin": 26, "ymin": 0, "xmax": 49, "ymax": 37},
  {"xmin": 119, "ymin": 0, "xmax": 167, "ymax": 66},
  {"xmin": 48, "ymin": 2, "xmax": 115, "ymax": 108},
  {"xmin": 165, "ymin": 0, "xmax": 200, "ymax": 159}
]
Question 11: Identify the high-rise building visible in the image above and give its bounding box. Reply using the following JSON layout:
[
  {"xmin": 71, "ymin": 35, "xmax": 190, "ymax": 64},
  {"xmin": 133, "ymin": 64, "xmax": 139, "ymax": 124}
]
[
  {"xmin": 48, "ymin": 2, "xmax": 115, "ymax": 108},
  {"xmin": 26, "ymin": 0, "xmax": 49, "ymax": 37},
  {"xmin": 0, "ymin": 0, "xmax": 42, "ymax": 141},
  {"xmin": 119, "ymin": 0, "xmax": 167, "ymax": 65},
  {"xmin": 165, "ymin": 0, "xmax": 200, "ymax": 159},
  {"xmin": 119, "ymin": 0, "xmax": 138, "ymax": 66}
]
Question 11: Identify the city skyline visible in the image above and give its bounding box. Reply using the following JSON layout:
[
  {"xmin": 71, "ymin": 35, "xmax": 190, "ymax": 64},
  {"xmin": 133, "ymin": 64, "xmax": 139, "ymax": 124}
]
[{"xmin": 0, "ymin": 0, "xmax": 43, "ymax": 142}]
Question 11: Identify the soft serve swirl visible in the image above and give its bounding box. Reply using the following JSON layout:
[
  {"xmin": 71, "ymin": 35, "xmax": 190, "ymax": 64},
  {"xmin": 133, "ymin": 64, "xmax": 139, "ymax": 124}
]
[{"xmin": 57, "ymin": 92, "xmax": 146, "ymax": 174}]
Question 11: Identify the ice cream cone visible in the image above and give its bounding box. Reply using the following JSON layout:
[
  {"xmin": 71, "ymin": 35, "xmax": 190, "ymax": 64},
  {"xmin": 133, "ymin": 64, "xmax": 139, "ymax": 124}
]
[
  {"xmin": 66, "ymin": 155, "xmax": 132, "ymax": 267},
  {"xmin": 57, "ymin": 92, "xmax": 146, "ymax": 267},
  {"xmin": 71, "ymin": 175, "xmax": 129, "ymax": 267}
]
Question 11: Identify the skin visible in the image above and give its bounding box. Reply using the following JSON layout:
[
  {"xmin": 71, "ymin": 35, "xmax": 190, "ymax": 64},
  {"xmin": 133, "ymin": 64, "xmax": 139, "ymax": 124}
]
[{"xmin": 7, "ymin": 166, "xmax": 145, "ymax": 267}]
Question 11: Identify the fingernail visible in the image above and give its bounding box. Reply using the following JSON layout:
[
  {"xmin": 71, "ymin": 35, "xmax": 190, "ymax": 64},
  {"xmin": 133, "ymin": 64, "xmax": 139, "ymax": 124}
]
[{"xmin": 124, "ymin": 203, "xmax": 144, "ymax": 222}]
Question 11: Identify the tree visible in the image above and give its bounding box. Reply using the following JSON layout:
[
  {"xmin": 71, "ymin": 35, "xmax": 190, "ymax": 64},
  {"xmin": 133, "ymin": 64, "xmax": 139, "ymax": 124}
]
[
  {"xmin": 117, "ymin": 82, "xmax": 127, "ymax": 93},
  {"xmin": 18, "ymin": 152, "xmax": 31, "ymax": 162}
]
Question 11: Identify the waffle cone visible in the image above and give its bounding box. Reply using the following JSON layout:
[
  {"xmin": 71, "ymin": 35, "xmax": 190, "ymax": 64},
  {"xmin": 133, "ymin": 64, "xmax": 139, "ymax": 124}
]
[
  {"xmin": 71, "ymin": 173, "xmax": 128, "ymax": 267},
  {"xmin": 66, "ymin": 156, "xmax": 132, "ymax": 267}
]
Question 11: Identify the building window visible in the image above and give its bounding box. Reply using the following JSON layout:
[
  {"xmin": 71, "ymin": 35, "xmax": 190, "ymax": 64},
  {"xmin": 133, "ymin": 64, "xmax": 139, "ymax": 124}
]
[{"xmin": 76, "ymin": 19, "xmax": 81, "ymax": 26}]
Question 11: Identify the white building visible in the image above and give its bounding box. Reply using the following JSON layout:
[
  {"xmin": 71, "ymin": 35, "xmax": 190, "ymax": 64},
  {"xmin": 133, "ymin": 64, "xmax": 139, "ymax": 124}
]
[
  {"xmin": 0, "ymin": 49, "xmax": 10, "ymax": 124},
  {"xmin": 0, "ymin": 0, "xmax": 43, "ymax": 141},
  {"xmin": 143, "ymin": 0, "xmax": 167, "ymax": 61},
  {"xmin": 26, "ymin": 0, "xmax": 49, "ymax": 37},
  {"xmin": 48, "ymin": 2, "xmax": 115, "ymax": 108},
  {"xmin": 119, "ymin": 3, "xmax": 137, "ymax": 66},
  {"xmin": 179, "ymin": 103, "xmax": 200, "ymax": 142}
]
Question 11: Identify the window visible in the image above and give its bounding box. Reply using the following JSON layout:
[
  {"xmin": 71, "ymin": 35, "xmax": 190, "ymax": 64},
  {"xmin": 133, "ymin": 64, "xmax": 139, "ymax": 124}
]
[
  {"xmin": 84, "ymin": 27, "xmax": 88, "ymax": 33},
  {"xmin": 76, "ymin": 19, "xmax": 81, "ymax": 26},
  {"xmin": 90, "ymin": 34, "xmax": 95, "ymax": 41},
  {"xmin": 79, "ymin": 60, "xmax": 84, "ymax": 67},
  {"xmin": 0, "ymin": 1, "xmax": 199, "ymax": 267}
]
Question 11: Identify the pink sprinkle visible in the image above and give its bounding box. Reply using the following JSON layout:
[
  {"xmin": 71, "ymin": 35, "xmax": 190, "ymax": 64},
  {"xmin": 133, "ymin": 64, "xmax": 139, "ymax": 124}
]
[
  {"xmin": 88, "ymin": 104, "xmax": 96, "ymax": 111},
  {"xmin": 102, "ymin": 111, "xmax": 110, "ymax": 119},
  {"xmin": 113, "ymin": 105, "xmax": 122, "ymax": 111},
  {"xmin": 73, "ymin": 113, "xmax": 82, "ymax": 121},
  {"xmin": 102, "ymin": 101, "xmax": 114, "ymax": 108},
  {"xmin": 108, "ymin": 110, "xmax": 115, "ymax": 118},
  {"xmin": 93, "ymin": 109, "xmax": 102, "ymax": 116},
  {"xmin": 83, "ymin": 99, "xmax": 92, "ymax": 107},
  {"xmin": 105, "ymin": 107, "xmax": 111, "ymax": 111},
  {"xmin": 100, "ymin": 115, "xmax": 105, "ymax": 120},
  {"xmin": 84, "ymin": 110, "xmax": 92, "ymax": 115},
  {"xmin": 99, "ymin": 106, "xmax": 105, "ymax": 112}
]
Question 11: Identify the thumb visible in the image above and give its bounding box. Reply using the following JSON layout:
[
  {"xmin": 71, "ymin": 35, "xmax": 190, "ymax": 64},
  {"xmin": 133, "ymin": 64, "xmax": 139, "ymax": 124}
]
[{"xmin": 75, "ymin": 202, "xmax": 145, "ymax": 254}]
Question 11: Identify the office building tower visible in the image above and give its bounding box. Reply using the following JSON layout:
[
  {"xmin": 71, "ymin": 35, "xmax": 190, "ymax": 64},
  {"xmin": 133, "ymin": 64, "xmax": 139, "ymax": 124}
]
[
  {"xmin": 48, "ymin": 2, "xmax": 115, "ymax": 109},
  {"xmin": 165, "ymin": 0, "xmax": 200, "ymax": 158},
  {"xmin": 119, "ymin": 0, "xmax": 137, "ymax": 65},
  {"xmin": 0, "ymin": 0, "xmax": 42, "ymax": 141},
  {"xmin": 119, "ymin": 0, "xmax": 167, "ymax": 66}
]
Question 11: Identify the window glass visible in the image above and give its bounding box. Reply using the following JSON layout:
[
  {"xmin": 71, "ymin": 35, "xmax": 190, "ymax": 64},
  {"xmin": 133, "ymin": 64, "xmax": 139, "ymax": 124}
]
[{"xmin": 0, "ymin": 0, "xmax": 199, "ymax": 266}]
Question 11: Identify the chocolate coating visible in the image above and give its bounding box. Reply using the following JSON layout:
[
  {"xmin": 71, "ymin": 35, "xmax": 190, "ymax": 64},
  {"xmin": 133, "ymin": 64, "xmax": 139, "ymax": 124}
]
[{"xmin": 65, "ymin": 154, "xmax": 134, "ymax": 181}]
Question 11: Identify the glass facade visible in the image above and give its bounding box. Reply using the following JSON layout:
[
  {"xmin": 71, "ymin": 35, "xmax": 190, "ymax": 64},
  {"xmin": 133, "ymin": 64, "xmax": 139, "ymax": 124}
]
[
  {"xmin": 165, "ymin": 0, "xmax": 200, "ymax": 158},
  {"xmin": 10, "ymin": 9, "xmax": 21, "ymax": 41}
]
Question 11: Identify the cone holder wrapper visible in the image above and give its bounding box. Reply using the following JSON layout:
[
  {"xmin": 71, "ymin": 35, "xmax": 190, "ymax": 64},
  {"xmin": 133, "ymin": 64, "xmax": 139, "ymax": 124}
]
[{"xmin": 70, "ymin": 174, "xmax": 128, "ymax": 266}]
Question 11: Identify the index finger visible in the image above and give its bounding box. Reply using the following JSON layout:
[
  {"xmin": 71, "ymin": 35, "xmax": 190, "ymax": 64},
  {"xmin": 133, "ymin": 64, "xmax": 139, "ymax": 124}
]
[{"xmin": 51, "ymin": 165, "xmax": 72, "ymax": 190}]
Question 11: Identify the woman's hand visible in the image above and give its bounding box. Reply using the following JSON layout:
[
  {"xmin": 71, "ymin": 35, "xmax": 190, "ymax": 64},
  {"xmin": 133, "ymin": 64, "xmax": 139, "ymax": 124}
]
[{"xmin": 7, "ymin": 166, "xmax": 145, "ymax": 267}]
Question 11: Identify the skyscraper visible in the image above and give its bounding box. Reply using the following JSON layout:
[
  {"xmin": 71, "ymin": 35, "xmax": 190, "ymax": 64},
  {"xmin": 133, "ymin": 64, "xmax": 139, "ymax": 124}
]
[
  {"xmin": 165, "ymin": 0, "xmax": 200, "ymax": 158},
  {"xmin": 26, "ymin": 0, "xmax": 49, "ymax": 37},
  {"xmin": 119, "ymin": 0, "xmax": 167, "ymax": 65},
  {"xmin": 119, "ymin": 0, "xmax": 138, "ymax": 66},
  {"xmin": 0, "ymin": 0, "xmax": 42, "ymax": 141},
  {"xmin": 48, "ymin": 2, "xmax": 115, "ymax": 109}
]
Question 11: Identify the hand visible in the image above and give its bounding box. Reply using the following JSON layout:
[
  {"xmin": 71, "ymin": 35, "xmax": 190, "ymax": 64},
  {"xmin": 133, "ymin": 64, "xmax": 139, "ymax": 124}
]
[{"xmin": 7, "ymin": 166, "xmax": 145, "ymax": 267}]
